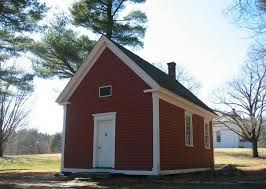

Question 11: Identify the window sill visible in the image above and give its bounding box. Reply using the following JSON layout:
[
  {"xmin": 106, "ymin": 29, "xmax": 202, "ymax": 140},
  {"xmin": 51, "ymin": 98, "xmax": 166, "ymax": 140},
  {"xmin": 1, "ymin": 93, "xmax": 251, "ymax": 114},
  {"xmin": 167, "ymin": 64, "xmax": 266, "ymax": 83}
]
[
  {"xmin": 99, "ymin": 95, "xmax": 112, "ymax": 98},
  {"xmin": 185, "ymin": 144, "xmax": 194, "ymax": 147}
]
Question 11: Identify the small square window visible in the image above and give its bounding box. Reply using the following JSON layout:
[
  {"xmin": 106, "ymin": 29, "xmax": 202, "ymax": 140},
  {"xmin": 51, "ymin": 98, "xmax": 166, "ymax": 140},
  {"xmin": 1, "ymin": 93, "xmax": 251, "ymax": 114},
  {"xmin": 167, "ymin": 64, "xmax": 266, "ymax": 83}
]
[{"xmin": 99, "ymin": 85, "xmax": 112, "ymax": 97}]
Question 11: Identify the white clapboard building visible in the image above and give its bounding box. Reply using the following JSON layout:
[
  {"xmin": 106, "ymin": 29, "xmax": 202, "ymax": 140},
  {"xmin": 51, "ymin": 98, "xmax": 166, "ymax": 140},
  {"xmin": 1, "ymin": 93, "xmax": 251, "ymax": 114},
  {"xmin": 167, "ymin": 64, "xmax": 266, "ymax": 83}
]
[{"xmin": 213, "ymin": 123, "xmax": 252, "ymax": 148}]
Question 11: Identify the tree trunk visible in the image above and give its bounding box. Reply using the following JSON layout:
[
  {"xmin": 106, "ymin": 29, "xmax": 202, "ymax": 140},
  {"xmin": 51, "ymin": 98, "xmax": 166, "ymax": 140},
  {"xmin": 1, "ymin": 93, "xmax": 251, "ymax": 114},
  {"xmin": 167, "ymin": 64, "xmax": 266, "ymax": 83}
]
[
  {"xmin": 0, "ymin": 142, "xmax": 2, "ymax": 157},
  {"xmin": 106, "ymin": 2, "xmax": 113, "ymax": 38},
  {"xmin": 0, "ymin": 123, "xmax": 3, "ymax": 157},
  {"xmin": 0, "ymin": 98, "xmax": 3, "ymax": 157},
  {"xmin": 252, "ymin": 140, "xmax": 259, "ymax": 158},
  {"xmin": 0, "ymin": 131, "xmax": 3, "ymax": 157}
]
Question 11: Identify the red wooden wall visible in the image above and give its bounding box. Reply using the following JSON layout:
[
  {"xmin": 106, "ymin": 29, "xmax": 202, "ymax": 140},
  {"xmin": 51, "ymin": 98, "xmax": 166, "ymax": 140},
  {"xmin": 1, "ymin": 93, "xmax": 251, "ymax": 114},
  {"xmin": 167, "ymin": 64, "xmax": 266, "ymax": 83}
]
[
  {"xmin": 64, "ymin": 47, "xmax": 153, "ymax": 170},
  {"xmin": 159, "ymin": 99, "xmax": 214, "ymax": 170}
]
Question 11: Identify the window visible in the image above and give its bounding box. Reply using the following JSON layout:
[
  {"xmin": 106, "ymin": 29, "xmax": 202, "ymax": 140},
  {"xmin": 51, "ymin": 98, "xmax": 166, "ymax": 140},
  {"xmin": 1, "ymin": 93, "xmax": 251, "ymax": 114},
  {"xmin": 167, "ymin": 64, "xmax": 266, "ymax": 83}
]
[
  {"xmin": 185, "ymin": 113, "xmax": 193, "ymax": 147},
  {"xmin": 99, "ymin": 85, "xmax": 112, "ymax": 97},
  {"xmin": 216, "ymin": 130, "xmax": 221, "ymax": 142},
  {"xmin": 240, "ymin": 137, "xmax": 248, "ymax": 142},
  {"xmin": 204, "ymin": 122, "xmax": 210, "ymax": 148}
]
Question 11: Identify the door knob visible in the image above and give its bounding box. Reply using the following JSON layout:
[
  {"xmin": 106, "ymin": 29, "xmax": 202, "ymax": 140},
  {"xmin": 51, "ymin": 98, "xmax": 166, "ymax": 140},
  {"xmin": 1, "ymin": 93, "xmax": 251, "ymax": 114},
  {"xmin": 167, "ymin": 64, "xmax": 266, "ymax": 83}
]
[{"xmin": 98, "ymin": 146, "xmax": 101, "ymax": 149}]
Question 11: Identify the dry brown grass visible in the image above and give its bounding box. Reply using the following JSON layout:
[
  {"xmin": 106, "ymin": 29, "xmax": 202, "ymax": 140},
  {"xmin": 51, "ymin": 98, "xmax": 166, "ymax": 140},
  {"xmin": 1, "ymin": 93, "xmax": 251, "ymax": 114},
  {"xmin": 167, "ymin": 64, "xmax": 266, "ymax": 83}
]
[
  {"xmin": 214, "ymin": 148, "xmax": 266, "ymax": 170},
  {"xmin": 1, "ymin": 149, "xmax": 266, "ymax": 173},
  {"xmin": 0, "ymin": 154, "xmax": 60, "ymax": 172}
]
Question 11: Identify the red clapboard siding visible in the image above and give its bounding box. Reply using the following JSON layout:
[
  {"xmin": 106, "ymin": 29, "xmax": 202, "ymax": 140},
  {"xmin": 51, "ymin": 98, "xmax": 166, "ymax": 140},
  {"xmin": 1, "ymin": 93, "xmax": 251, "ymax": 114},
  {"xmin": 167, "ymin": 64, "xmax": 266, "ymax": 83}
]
[
  {"xmin": 159, "ymin": 99, "xmax": 214, "ymax": 170},
  {"xmin": 64, "ymin": 47, "xmax": 153, "ymax": 170}
]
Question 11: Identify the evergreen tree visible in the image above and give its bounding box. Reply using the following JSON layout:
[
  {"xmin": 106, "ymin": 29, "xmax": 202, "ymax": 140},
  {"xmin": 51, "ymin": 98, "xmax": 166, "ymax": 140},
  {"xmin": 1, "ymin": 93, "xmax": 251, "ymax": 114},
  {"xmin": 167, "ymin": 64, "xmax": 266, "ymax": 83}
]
[
  {"xmin": 0, "ymin": 0, "xmax": 47, "ymax": 92},
  {"xmin": 71, "ymin": 0, "xmax": 147, "ymax": 48},
  {"xmin": 31, "ymin": 0, "xmax": 147, "ymax": 79},
  {"xmin": 0, "ymin": 0, "xmax": 47, "ymax": 62},
  {"xmin": 30, "ymin": 15, "xmax": 95, "ymax": 78}
]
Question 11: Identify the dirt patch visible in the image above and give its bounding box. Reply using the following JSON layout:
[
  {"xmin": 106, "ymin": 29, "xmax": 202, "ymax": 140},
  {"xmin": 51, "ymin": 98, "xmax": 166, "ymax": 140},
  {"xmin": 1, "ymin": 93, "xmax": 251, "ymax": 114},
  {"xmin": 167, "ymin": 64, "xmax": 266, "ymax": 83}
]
[{"xmin": 1, "ymin": 169, "xmax": 266, "ymax": 189}]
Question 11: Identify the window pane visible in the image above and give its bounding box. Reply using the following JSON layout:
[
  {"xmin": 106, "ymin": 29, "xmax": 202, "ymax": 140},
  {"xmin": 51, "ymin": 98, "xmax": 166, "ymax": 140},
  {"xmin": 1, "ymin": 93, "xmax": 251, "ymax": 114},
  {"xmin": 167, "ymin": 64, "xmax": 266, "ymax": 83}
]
[
  {"xmin": 99, "ymin": 86, "xmax": 111, "ymax": 97},
  {"xmin": 185, "ymin": 114, "xmax": 192, "ymax": 146},
  {"xmin": 204, "ymin": 123, "xmax": 210, "ymax": 148},
  {"xmin": 186, "ymin": 116, "xmax": 190, "ymax": 127}
]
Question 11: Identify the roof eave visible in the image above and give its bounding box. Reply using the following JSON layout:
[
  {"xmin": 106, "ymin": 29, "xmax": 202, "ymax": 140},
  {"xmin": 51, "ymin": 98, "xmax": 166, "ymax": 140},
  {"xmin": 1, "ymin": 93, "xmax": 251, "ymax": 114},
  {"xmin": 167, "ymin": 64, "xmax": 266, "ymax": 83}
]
[{"xmin": 144, "ymin": 87, "xmax": 216, "ymax": 119}]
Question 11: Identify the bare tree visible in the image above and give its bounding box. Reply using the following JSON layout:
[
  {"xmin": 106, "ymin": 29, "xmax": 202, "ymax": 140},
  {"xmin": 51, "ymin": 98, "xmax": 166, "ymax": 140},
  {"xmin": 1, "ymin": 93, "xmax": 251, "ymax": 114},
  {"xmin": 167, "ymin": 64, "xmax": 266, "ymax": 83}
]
[
  {"xmin": 0, "ymin": 89, "xmax": 29, "ymax": 156},
  {"xmin": 227, "ymin": 0, "xmax": 266, "ymax": 35},
  {"xmin": 214, "ymin": 57, "xmax": 266, "ymax": 157},
  {"xmin": 154, "ymin": 62, "xmax": 201, "ymax": 94},
  {"xmin": 175, "ymin": 65, "xmax": 201, "ymax": 94},
  {"xmin": 4, "ymin": 129, "xmax": 50, "ymax": 155},
  {"xmin": 0, "ymin": 62, "xmax": 33, "ymax": 157},
  {"xmin": 227, "ymin": 0, "xmax": 266, "ymax": 72}
]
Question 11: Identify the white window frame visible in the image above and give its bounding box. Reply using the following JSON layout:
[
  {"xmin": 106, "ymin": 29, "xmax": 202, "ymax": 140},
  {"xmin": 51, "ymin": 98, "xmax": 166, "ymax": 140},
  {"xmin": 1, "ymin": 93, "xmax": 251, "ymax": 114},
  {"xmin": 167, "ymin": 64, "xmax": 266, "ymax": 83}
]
[
  {"xmin": 204, "ymin": 121, "xmax": 210, "ymax": 149},
  {"xmin": 185, "ymin": 112, "xmax": 193, "ymax": 147},
  {"xmin": 99, "ymin": 85, "xmax": 112, "ymax": 97}
]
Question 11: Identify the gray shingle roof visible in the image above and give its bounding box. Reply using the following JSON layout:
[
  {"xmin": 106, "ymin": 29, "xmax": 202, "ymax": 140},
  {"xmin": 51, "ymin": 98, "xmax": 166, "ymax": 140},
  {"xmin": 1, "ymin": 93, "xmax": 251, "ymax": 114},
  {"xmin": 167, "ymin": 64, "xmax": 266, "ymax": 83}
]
[{"xmin": 114, "ymin": 42, "xmax": 215, "ymax": 114}]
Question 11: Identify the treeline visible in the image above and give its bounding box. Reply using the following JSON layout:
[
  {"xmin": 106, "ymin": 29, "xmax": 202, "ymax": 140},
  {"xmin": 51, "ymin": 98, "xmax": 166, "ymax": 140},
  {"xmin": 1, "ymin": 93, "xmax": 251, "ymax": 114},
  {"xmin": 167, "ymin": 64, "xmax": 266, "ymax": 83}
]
[{"xmin": 4, "ymin": 129, "xmax": 61, "ymax": 155}]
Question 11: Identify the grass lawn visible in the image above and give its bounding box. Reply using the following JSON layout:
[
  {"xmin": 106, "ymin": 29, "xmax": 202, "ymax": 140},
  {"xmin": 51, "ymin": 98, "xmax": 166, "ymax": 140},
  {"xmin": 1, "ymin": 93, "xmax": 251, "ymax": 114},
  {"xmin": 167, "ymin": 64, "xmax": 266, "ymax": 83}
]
[
  {"xmin": 0, "ymin": 154, "xmax": 60, "ymax": 172},
  {"xmin": 214, "ymin": 148, "xmax": 266, "ymax": 170},
  {"xmin": 0, "ymin": 148, "xmax": 266, "ymax": 172}
]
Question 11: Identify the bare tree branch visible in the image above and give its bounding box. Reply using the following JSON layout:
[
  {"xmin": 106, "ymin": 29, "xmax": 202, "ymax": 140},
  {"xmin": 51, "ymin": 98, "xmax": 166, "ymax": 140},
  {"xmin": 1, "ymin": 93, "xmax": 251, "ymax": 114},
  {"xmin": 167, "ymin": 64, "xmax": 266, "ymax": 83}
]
[{"xmin": 213, "ymin": 58, "xmax": 266, "ymax": 157}]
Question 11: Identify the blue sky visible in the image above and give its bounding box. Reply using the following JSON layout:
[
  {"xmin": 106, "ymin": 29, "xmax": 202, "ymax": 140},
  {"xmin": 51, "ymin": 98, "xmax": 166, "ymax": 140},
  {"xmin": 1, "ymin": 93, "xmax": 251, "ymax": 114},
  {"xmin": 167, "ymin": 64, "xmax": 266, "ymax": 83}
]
[{"xmin": 28, "ymin": 0, "xmax": 252, "ymax": 134}]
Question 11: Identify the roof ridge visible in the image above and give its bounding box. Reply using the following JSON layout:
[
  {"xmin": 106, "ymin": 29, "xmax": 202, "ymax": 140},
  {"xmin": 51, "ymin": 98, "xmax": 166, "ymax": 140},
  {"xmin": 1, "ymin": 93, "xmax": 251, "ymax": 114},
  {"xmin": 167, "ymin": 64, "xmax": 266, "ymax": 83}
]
[{"xmin": 114, "ymin": 42, "xmax": 172, "ymax": 78}]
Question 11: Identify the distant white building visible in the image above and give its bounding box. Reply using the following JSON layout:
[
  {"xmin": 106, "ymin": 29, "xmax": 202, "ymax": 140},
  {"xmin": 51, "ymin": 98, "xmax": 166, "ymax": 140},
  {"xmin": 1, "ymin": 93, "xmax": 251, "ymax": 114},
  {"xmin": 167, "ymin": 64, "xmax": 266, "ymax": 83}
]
[{"xmin": 213, "ymin": 123, "xmax": 252, "ymax": 148}]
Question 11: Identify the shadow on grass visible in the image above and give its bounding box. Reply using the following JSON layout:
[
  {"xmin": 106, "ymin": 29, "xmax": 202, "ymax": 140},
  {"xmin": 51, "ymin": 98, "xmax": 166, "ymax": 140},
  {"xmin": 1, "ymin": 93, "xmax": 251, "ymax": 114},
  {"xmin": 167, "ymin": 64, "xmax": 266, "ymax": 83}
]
[{"xmin": 216, "ymin": 151, "xmax": 266, "ymax": 159}]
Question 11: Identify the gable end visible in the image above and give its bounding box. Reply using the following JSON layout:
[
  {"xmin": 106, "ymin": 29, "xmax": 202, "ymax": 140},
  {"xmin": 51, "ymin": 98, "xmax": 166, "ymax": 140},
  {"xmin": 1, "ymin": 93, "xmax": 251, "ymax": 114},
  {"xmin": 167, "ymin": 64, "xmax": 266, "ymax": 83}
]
[{"xmin": 56, "ymin": 36, "xmax": 159, "ymax": 104}]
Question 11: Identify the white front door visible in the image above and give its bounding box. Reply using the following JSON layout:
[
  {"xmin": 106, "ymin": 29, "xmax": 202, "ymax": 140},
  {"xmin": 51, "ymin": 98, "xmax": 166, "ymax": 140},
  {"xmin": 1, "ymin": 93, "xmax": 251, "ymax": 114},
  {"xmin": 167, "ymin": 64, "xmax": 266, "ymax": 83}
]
[{"xmin": 96, "ymin": 120, "xmax": 115, "ymax": 168}]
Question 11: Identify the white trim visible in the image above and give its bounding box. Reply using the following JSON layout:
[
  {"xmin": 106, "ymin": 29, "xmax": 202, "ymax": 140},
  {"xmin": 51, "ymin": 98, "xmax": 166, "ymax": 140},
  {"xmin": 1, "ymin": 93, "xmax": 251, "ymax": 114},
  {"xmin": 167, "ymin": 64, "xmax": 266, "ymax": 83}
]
[
  {"xmin": 99, "ymin": 85, "xmax": 112, "ymax": 97},
  {"xmin": 92, "ymin": 112, "xmax": 117, "ymax": 119},
  {"xmin": 106, "ymin": 41, "xmax": 159, "ymax": 89},
  {"xmin": 145, "ymin": 87, "xmax": 216, "ymax": 120},
  {"xmin": 152, "ymin": 92, "xmax": 160, "ymax": 174},
  {"xmin": 185, "ymin": 111, "xmax": 193, "ymax": 147},
  {"xmin": 56, "ymin": 38, "xmax": 107, "ymax": 104},
  {"xmin": 204, "ymin": 120, "xmax": 211, "ymax": 149},
  {"xmin": 62, "ymin": 168, "xmax": 155, "ymax": 175},
  {"xmin": 144, "ymin": 89, "xmax": 158, "ymax": 93},
  {"xmin": 159, "ymin": 168, "xmax": 211, "ymax": 175},
  {"xmin": 61, "ymin": 167, "xmax": 211, "ymax": 175},
  {"xmin": 92, "ymin": 112, "xmax": 116, "ymax": 168},
  {"xmin": 60, "ymin": 104, "xmax": 68, "ymax": 171},
  {"xmin": 56, "ymin": 35, "xmax": 159, "ymax": 104},
  {"xmin": 61, "ymin": 102, "xmax": 71, "ymax": 105}
]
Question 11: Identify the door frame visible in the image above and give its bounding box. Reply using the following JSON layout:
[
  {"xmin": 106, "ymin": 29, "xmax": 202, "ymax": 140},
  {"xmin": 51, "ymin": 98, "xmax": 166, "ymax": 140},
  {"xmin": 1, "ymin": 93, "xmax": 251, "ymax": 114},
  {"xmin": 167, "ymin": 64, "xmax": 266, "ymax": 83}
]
[{"xmin": 92, "ymin": 112, "xmax": 116, "ymax": 168}]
